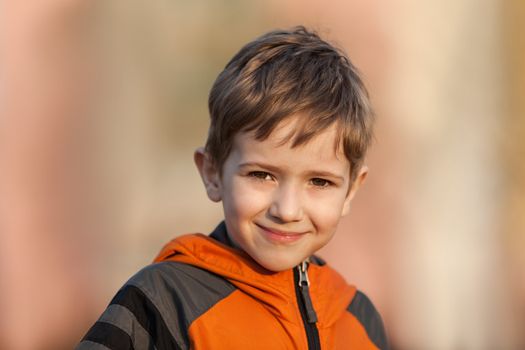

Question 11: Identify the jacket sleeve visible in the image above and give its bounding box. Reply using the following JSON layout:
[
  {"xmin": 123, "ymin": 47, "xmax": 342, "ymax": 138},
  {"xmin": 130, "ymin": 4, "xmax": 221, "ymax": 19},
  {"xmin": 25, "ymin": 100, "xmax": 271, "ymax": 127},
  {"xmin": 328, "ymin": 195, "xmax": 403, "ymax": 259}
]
[
  {"xmin": 347, "ymin": 290, "xmax": 389, "ymax": 350},
  {"xmin": 76, "ymin": 284, "xmax": 182, "ymax": 350},
  {"xmin": 76, "ymin": 261, "xmax": 236, "ymax": 350},
  {"xmin": 75, "ymin": 262, "xmax": 191, "ymax": 350}
]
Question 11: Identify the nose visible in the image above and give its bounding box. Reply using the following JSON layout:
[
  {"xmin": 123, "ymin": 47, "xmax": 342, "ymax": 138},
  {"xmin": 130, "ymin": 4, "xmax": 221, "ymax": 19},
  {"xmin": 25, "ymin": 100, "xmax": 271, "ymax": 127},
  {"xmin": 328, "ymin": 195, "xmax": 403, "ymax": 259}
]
[{"xmin": 268, "ymin": 182, "xmax": 304, "ymax": 223}]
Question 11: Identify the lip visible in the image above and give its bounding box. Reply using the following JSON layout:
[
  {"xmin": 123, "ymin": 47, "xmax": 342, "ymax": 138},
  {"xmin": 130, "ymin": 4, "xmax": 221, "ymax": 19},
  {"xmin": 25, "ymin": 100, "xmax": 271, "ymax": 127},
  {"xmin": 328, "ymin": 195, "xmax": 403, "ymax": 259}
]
[{"xmin": 255, "ymin": 223, "xmax": 307, "ymax": 244}]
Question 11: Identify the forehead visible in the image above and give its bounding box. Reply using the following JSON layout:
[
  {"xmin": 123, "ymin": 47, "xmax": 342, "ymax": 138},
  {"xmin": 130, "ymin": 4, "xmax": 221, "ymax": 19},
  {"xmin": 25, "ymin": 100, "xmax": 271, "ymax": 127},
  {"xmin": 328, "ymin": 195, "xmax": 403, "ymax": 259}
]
[{"xmin": 231, "ymin": 118, "xmax": 350, "ymax": 171}]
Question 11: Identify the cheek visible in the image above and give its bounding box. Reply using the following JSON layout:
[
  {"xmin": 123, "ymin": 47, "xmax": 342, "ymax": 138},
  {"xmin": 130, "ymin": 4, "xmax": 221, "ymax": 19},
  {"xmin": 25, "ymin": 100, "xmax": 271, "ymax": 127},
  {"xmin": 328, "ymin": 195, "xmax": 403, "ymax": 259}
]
[
  {"xmin": 307, "ymin": 191, "xmax": 347, "ymax": 230},
  {"xmin": 224, "ymin": 178, "xmax": 270, "ymax": 219}
]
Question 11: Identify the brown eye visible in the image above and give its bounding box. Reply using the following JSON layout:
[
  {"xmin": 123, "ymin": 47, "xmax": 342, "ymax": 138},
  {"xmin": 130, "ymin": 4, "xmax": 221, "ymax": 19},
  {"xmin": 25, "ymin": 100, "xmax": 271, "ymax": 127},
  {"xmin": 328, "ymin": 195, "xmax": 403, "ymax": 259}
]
[
  {"xmin": 249, "ymin": 171, "xmax": 272, "ymax": 181},
  {"xmin": 311, "ymin": 178, "xmax": 331, "ymax": 187}
]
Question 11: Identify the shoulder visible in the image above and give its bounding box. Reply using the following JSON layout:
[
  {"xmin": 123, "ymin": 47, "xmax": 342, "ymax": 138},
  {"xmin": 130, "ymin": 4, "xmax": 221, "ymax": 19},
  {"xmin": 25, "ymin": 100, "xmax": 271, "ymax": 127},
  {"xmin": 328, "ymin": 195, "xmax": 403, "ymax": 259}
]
[
  {"xmin": 120, "ymin": 261, "xmax": 237, "ymax": 324},
  {"xmin": 77, "ymin": 261, "xmax": 236, "ymax": 350},
  {"xmin": 128, "ymin": 260, "xmax": 236, "ymax": 299},
  {"xmin": 346, "ymin": 290, "xmax": 389, "ymax": 350}
]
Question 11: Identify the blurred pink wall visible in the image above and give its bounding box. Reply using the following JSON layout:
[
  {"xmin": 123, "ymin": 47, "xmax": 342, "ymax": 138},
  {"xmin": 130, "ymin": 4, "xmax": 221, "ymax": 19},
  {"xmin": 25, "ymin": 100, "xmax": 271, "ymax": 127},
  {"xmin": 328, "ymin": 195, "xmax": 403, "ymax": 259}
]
[{"xmin": 1, "ymin": 2, "xmax": 103, "ymax": 349}]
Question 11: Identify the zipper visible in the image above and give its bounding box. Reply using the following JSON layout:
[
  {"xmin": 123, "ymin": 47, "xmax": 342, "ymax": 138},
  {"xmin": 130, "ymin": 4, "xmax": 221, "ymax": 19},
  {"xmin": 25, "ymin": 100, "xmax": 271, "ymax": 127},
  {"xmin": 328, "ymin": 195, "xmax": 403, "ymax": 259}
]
[{"xmin": 294, "ymin": 261, "xmax": 321, "ymax": 350}]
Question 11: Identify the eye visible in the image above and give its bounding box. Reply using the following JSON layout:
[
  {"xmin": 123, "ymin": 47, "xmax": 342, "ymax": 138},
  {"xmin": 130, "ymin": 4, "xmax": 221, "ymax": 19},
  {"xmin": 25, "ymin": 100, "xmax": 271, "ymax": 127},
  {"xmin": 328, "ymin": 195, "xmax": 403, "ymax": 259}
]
[
  {"xmin": 248, "ymin": 171, "xmax": 273, "ymax": 181},
  {"xmin": 310, "ymin": 178, "xmax": 332, "ymax": 188}
]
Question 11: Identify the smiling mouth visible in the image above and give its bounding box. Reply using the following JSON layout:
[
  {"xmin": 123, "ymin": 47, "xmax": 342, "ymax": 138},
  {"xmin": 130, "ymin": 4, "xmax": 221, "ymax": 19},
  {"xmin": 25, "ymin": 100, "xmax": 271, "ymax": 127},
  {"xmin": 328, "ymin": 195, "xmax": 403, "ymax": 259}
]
[{"xmin": 255, "ymin": 223, "xmax": 307, "ymax": 243}]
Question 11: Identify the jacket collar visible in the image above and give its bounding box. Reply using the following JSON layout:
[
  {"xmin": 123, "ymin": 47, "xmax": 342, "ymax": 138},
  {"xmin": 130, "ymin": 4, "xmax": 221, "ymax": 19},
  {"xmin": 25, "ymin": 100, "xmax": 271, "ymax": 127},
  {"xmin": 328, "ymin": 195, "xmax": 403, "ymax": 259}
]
[
  {"xmin": 154, "ymin": 222, "xmax": 355, "ymax": 326},
  {"xmin": 209, "ymin": 221, "xmax": 237, "ymax": 249}
]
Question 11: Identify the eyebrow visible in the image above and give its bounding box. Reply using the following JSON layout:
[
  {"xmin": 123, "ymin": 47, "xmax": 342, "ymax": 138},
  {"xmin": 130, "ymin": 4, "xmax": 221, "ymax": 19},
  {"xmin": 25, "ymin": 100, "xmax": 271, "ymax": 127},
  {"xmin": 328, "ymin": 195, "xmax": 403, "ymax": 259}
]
[{"xmin": 238, "ymin": 162, "xmax": 346, "ymax": 182}]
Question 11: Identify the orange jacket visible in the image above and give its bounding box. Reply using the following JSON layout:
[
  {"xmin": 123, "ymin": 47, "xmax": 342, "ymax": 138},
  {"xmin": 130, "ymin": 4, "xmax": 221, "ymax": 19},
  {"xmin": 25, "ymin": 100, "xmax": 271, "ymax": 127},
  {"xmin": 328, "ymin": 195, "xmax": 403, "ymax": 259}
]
[{"xmin": 78, "ymin": 223, "xmax": 388, "ymax": 350}]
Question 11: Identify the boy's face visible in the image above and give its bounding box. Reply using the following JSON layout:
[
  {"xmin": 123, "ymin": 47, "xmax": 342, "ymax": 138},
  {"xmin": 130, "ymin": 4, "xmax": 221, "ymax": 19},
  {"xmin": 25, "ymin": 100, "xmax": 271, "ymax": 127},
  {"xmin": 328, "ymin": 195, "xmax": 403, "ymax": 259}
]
[{"xmin": 195, "ymin": 116, "xmax": 367, "ymax": 272}]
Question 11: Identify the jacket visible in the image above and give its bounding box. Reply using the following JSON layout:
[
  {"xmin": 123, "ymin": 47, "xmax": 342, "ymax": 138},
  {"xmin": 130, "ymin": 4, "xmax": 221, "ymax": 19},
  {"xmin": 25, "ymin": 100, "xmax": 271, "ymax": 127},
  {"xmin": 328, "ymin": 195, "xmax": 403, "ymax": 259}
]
[{"xmin": 77, "ymin": 222, "xmax": 388, "ymax": 349}]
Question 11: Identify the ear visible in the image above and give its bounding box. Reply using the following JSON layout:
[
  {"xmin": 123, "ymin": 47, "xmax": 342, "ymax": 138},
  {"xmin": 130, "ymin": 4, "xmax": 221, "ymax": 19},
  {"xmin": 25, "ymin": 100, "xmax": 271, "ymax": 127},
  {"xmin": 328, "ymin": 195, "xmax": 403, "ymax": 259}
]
[
  {"xmin": 341, "ymin": 165, "xmax": 369, "ymax": 216},
  {"xmin": 194, "ymin": 147, "xmax": 222, "ymax": 202}
]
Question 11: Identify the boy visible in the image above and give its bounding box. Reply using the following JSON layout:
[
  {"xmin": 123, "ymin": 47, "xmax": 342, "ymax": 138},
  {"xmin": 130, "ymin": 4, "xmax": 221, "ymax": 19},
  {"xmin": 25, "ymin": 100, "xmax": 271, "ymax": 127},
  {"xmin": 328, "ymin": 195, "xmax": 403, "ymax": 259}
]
[{"xmin": 78, "ymin": 26, "xmax": 388, "ymax": 350}]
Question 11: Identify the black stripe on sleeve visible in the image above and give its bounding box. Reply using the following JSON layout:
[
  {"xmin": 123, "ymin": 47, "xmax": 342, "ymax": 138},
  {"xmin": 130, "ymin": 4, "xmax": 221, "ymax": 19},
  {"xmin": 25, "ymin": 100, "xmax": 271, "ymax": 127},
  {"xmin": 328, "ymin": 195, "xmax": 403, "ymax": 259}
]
[
  {"xmin": 347, "ymin": 290, "xmax": 389, "ymax": 350},
  {"xmin": 110, "ymin": 285, "xmax": 184, "ymax": 350},
  {"xmin": 82, "ymin": 321, "xmax": 134, "ymax": 350}
]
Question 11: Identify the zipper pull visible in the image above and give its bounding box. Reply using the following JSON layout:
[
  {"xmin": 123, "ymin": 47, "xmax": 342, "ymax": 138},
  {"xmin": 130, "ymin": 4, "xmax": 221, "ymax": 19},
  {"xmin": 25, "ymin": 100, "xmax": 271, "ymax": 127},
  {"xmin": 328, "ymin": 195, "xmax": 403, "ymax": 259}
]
[{"xmin": 298, "ymin": 261, "xmax": 318, "ymax": 323}]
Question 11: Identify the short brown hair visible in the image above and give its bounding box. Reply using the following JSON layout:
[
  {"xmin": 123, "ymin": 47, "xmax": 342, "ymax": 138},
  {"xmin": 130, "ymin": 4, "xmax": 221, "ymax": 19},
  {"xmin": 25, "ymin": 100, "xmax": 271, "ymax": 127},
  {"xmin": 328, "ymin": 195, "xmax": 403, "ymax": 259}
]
[{"xmin": 206, "ymin": 26, "xmax": 374, "ymax": 180}]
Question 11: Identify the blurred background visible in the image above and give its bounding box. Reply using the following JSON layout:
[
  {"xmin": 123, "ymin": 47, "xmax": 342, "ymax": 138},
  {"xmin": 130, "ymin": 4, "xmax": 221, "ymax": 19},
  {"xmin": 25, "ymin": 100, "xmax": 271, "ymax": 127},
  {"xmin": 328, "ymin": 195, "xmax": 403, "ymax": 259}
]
[{"xmin": 1, "ymin": 0, "xmax": 524, "ymax": 349}]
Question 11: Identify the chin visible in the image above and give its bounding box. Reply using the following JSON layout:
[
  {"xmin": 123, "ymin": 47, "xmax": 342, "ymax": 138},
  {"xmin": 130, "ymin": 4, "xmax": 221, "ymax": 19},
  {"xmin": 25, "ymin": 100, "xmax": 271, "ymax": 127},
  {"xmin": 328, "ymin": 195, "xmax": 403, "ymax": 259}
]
[{"xmin": 254, "ymin": 254, "xmax": 302, "ymax": 272}]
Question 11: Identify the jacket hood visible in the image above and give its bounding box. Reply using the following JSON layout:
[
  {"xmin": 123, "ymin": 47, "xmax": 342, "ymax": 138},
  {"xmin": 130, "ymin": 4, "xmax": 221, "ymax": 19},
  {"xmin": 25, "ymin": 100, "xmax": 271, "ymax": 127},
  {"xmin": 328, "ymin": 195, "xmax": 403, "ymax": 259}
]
[{"xmin": 154, "ymin": 222, "xmax": 356, "ymax": 327}]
